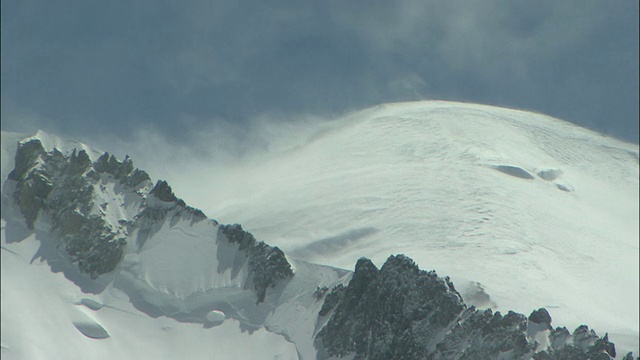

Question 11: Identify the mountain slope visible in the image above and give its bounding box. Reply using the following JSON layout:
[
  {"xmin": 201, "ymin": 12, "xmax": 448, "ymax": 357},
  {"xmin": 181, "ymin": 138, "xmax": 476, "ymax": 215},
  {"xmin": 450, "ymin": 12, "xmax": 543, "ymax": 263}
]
[
  {"xmin": 0, "ymin": 131, "xmax": 303, "ymax": 359},
  {"xmin": 1, "ymin": 100, "xmax": 638, "ymax": 359},
  {"xmin": 1, "ymin": 131, "xmax": 348, "ymax": 359},
  {"xmin": 167, "ymin": 101, "xmax": 638, "ymax": 353}
]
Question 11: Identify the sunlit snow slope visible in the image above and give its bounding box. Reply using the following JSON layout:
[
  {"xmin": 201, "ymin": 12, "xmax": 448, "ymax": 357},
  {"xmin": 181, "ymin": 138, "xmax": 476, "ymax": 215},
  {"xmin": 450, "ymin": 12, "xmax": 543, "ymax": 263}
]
[{"xmin": 170, "ymin": 101, "xmax": 639, "ymax": 353}]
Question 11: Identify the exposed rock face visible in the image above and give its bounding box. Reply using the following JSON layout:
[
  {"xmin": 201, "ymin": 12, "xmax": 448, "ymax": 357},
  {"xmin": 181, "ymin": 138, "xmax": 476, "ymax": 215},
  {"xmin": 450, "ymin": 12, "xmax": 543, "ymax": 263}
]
[
  {"xmin": 318, "ymin": 284, "xmax": 345, "ymax": 317},
  {"xmin": 529, "ymin": 308, "xmax": 552, "ymax": 327},
  {"xmin": 5, "ymin": 136, "xmax": 294, "ymax": 303},
  {"xmin": 8, "ymin": 139, "xmax": 51, "ymax": 228},
  {"xmin": 6, "ymin": 140, "xmax": 149, "ymax": 278},
  {"xmin": 316, "ymin": 254, "xmax": 621, "ymax": 360},
  {"xmin": 219, "ymin": 224, "xmax": 293, "ymax": 303},
  {"xmin": 532, "ymin": 326, "xmax": 617, "ymax": 360},
  {"xmin": 316, "ymin": 255, "xmax": 466, "ymax": 359},
  {"xmin": 432, "ymin": 308, "xmax": 536, "ymax": 359},
  {"xmin": 135, "ymin": 179, "xmax": 206, "ymax": 225},
  {"xmin": 149, "ymin": 180, "xmax": 182, "ymax": 204}
]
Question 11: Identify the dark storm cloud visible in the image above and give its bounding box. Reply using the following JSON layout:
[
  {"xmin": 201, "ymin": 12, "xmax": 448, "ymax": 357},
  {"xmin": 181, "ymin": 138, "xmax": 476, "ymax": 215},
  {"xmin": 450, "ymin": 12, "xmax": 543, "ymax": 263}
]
[{"xmin": 1, "ymin": 0, "xmax": 638, "ymax": 143}]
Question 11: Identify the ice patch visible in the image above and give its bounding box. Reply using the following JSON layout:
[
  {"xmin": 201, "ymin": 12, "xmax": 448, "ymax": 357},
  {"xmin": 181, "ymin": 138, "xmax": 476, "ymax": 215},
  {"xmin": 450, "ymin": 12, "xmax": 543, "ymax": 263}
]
[
  {"xmin": 205, "ymin": 310, "xmax": 226, "ymax": 326},
  {"xmin": 492, "ymin": 165, "xmax": 535, "ymax": 180},
  {"xmin": 556, "ymin": 183, "xmax": 574, "ymax": 192},
  {"xmin": 78, "ymin": 298, "xmax": 104, "ymax": 311},
  {"xmin": 72, "ymin": 321, "xmax": 110, "ymax": 339}
]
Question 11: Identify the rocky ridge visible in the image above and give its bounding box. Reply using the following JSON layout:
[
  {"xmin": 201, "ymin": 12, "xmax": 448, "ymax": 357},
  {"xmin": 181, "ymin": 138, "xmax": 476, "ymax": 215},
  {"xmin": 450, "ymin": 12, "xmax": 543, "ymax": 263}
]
[
  {"xmin": 315, "ymin": 255, "xmax": 627, "ymax": 360},
  {"xmin": 8, "ymin": 140, "xmax": 133, "ymax": 277},
  {"xmin": 219, "ymin": 224, "xmax": 293, "ymax": 303},
  {"xmin": 5, "ymin": 137, "xmax": 293, "ymax": 302}
]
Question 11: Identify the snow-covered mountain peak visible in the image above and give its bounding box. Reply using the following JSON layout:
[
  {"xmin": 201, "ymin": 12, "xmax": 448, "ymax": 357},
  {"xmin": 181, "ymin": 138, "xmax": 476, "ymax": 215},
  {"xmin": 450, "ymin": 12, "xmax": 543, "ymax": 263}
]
[
  {"xmin": 1, "ymin": 100, "xmax": 638, "ymax": 360},
  {"xmin": 190, "ymin": 101, "xmax": 638, "ymax": 350}
]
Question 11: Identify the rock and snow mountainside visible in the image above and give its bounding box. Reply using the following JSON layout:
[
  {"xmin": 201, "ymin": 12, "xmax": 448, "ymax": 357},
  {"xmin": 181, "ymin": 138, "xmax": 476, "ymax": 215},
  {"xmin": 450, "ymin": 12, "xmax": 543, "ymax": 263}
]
[
  {"xmin": 176, "ymin": 101, "xmax": 638, "ymax": 355},
  {"xmin": 1, "ymin": 101, "xmax": 638, "ymax": 359}
]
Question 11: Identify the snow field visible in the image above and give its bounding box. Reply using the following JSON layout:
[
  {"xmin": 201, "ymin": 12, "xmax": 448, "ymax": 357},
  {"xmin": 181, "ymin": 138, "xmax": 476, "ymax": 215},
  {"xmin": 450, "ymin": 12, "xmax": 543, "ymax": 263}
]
[{"xmin": 154, "ymin": 101, "xmax": 638, "ymax": 354}]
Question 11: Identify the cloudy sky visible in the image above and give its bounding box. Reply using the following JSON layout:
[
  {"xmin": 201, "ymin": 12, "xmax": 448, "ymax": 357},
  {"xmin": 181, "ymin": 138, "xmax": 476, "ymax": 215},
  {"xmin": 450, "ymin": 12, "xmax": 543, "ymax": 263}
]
[{"xmin": 2, "ymin": 0, "xmax": 639, "ymax": 144}]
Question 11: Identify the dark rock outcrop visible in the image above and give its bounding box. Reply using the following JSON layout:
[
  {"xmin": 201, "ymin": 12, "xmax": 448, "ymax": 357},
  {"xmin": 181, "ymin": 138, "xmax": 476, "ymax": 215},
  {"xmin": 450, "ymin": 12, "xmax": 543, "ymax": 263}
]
[
  {"xmin": 6, "ymin": 141, "xmax": 142, "ymax": 278},
  {"xmin": 316, "ymin": 254, "xmax": 621, "ymax": 360},
  {"xmin": 529, "ymin": 308, "xmax": 553, "ymax": 328},
  {"xmin": 533, "ymin": 326, "xmax": 618, "ymax": 360},
  {"xmin": 8, "ymin": 139, "xmax": 47, "ymax": 181},
  {"xmin": 137, "ymin": 180, "xmax": 206, "ymax": 222},
  {"xmin": 433, "ymin": 308, "xmax": 536, "ymax": 359},
  {"xmin": 219, "ymin": 224, "xmax": 293, "ymax": 303},
  {"xmin": 8, "ymin": 140, "xmax": 51, "ymax": 228},
  {"xmin": 316, "ymin": 255, "xmax": 466, "ymax": 359},
  {"xmin": 149, "ymin": 180, "xmax": 182, "ymax": 204},
  {"xmin": 318, "ymin": 284, "xmax": 346, "ymax": 317}
]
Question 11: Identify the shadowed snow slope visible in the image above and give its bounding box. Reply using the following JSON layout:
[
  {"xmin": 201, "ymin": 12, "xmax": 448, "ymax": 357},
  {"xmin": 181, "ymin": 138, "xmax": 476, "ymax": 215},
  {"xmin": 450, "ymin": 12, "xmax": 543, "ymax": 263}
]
[
  {"xmin": 166, "ymin": 101, "xmax": 639, "ymax": 354},
  {"xmin": 0, "ymin": 230, "xmax": 299, "ymax": 359}
]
